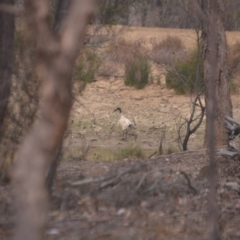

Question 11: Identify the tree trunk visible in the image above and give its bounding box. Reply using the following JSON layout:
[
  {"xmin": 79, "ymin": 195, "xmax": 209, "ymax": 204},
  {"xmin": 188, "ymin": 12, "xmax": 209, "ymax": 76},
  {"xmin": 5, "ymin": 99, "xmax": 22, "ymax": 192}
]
[
  {"xmin": 0, "ymin": 0, "xmax": 15, "ymax": 130},
  {"xmin": 13, "ymin": 1, "xmax": 97, "ymax": 240},
  {"xmin": 202, "ymin": 0, "xmax": 232, "ymax": 146}
]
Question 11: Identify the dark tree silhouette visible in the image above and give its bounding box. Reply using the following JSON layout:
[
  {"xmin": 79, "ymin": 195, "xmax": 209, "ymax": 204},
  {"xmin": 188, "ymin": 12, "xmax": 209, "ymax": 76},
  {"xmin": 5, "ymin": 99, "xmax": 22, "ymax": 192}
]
[{"xmin": 0, "ymin": 0, "xmax": 15, "ymax": 131}]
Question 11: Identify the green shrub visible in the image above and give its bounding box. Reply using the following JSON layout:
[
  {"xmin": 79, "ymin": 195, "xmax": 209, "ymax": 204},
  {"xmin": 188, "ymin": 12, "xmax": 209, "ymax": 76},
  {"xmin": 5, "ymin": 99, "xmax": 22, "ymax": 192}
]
[
  {"xmin": 75, "ymin": 48, "xmax": 100, "ymax": 92},
  {"xmin": 165, "ymin": 49, "xmax": 203, "ymax": 94},
  {"xmin": 124, "ymin": 55, "xmax": 150, "ymax": 89}
]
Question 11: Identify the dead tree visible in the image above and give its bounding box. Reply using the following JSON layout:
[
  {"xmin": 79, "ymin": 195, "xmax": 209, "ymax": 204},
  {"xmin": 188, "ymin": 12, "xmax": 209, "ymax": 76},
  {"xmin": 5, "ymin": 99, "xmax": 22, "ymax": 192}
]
[
  {"xmin": 178, "ymin": 88, "xmax": 205, "ymax": 151},
  {"xmin": 12, "ymin": 1, "xmax": 98, "ymax": 240}
]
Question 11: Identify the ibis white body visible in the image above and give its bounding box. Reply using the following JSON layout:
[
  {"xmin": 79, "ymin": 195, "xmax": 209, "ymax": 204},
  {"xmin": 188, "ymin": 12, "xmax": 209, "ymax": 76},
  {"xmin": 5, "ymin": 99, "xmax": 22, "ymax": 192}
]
[
  {"xmin": 113, "ymin": 107, "xmax": 135, "ymax": 140},
  {"xmin": 118, "ymin": 114, "xmax": 134, "ymax": 131}
]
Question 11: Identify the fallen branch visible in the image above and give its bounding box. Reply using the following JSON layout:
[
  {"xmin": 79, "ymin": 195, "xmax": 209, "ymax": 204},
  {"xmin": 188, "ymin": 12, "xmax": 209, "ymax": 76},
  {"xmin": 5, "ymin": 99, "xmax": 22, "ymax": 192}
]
[{"xmin": 69, "ymin": 166, "xmax": 141, "ymax": 188}]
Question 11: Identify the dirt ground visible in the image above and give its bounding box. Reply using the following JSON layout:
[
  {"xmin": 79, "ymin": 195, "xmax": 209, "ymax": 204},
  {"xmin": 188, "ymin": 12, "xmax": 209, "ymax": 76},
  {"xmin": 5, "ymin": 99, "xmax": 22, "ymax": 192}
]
[
  {"xmin": 2, "ymin": 151, "xmax": 240, "ymax": 239},
  {"xmin": 1, "ymin": 27, "xmax": 240, "ymax": 239}
]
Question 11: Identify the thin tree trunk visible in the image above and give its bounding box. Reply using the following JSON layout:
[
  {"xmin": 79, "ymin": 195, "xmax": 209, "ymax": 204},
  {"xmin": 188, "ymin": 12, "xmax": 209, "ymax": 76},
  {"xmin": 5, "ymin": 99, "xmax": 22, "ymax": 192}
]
[
  {"xmin": 202, "ymin": 0, "xmax": 232, "ymax": 146},
  {"xmin": 0, "ymin": 0, "xmax": 15, "ymax": 131},
  {"xmin": 202, "ymin": 0, "xmax": 222, "ymax": 239},
  {"xmin": 12, "ymin": 1, "xmax": 97, "ymax": 240}
]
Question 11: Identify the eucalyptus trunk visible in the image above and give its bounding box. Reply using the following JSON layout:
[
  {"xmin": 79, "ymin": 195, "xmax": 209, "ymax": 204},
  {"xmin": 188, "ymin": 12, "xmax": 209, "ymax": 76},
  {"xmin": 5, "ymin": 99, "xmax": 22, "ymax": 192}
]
[{"xmin": 202, "ymin": 0, "xmax": 232, "ymax": 146}]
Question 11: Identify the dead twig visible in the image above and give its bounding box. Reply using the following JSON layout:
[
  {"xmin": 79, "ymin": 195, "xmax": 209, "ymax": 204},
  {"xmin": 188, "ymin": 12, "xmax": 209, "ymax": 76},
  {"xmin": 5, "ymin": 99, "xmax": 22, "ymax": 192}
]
[
  {"xmin": 147, "ymin": 151, "xmax": 156, "ymax": 159},
  {"xmin": 180, "ymin": 171, "xmax": 198, "ymax": 195}
]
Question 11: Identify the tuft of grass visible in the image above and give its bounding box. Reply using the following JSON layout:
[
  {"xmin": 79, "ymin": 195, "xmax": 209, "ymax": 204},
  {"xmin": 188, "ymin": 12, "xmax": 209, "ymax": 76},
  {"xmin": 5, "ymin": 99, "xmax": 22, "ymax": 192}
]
[
  {"xmin": 124, "ymin": 55, "xmax": 151, "ymax": 89},
  {"xmin": 165, "ymin": 48, "xmax": 203, "ymax": 95},
  {"xmin": 117, "ymin": 144, "xmax": 145, "ymax": 159},
  {"xmin": 150, "ymin": 36, "xmax": 186, "ymax": 66}
]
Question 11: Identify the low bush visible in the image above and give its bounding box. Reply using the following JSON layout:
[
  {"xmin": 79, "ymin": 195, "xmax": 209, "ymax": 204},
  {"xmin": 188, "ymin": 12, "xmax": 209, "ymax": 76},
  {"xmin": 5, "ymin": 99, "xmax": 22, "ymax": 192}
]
[
  {"xmin": 165, "ymin": 48, "xmax": 203, "ymax": 94},
  {"xmin": 124, "ymin": 54, "xmax": 151, "ymax": 89}
]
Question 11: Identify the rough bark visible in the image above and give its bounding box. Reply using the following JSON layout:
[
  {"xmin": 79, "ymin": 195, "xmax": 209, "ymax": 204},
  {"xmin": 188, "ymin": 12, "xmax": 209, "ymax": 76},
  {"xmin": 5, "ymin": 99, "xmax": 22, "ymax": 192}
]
[
  {"xmin": 12, "ymin": 1, "xmax": 97, "ymax": 240},
  {"xmin": 191, "ymin": 1, "xmax": 223, "ymax": 239},
  {"xmin": 202, "ymin": 0, "xmax": 232, "ymax": 146},
  {"xmin": 0, "ymin": 0, "xmax": 15, "ymax": 130}
]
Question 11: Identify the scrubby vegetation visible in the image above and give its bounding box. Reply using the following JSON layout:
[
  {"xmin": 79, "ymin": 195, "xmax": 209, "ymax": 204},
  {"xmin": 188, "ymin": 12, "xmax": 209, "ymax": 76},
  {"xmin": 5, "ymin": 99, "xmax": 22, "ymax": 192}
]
[
  {"xmin": 165, "ymin": 48, "xmax": 203, "ymax": 94},
  {"xmin": 124, "ymin": 55, "xmax": 150, "ymax": 89},
  {"xmin": 75, "ymin": 48, "xmax": 100, "ymax": 92}
]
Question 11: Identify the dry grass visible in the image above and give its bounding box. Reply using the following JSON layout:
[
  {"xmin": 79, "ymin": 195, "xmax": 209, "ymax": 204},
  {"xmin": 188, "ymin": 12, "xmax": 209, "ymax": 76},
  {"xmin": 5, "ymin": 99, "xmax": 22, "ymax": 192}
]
[
  {"xmin": 106, "ymin": 38, "xmax": 148, "ymax": 64},
  {"xmin": 150, "ymin": 36, "xmax": 186, "ymax": 66}
]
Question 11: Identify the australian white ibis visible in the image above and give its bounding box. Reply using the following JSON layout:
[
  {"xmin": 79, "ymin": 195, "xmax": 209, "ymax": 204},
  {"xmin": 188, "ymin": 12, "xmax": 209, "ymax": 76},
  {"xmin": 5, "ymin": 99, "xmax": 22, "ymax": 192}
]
[{"xmin": 113, "ymin": 107, "xmax": 135, "ymax": 140}]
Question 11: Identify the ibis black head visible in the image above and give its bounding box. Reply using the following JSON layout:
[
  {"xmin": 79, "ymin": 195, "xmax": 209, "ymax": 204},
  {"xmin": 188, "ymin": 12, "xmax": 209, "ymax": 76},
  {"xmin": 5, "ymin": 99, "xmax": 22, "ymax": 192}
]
[{"xmin": 113, "ymin": 107, "xmax": 122, "ymax": 113}]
